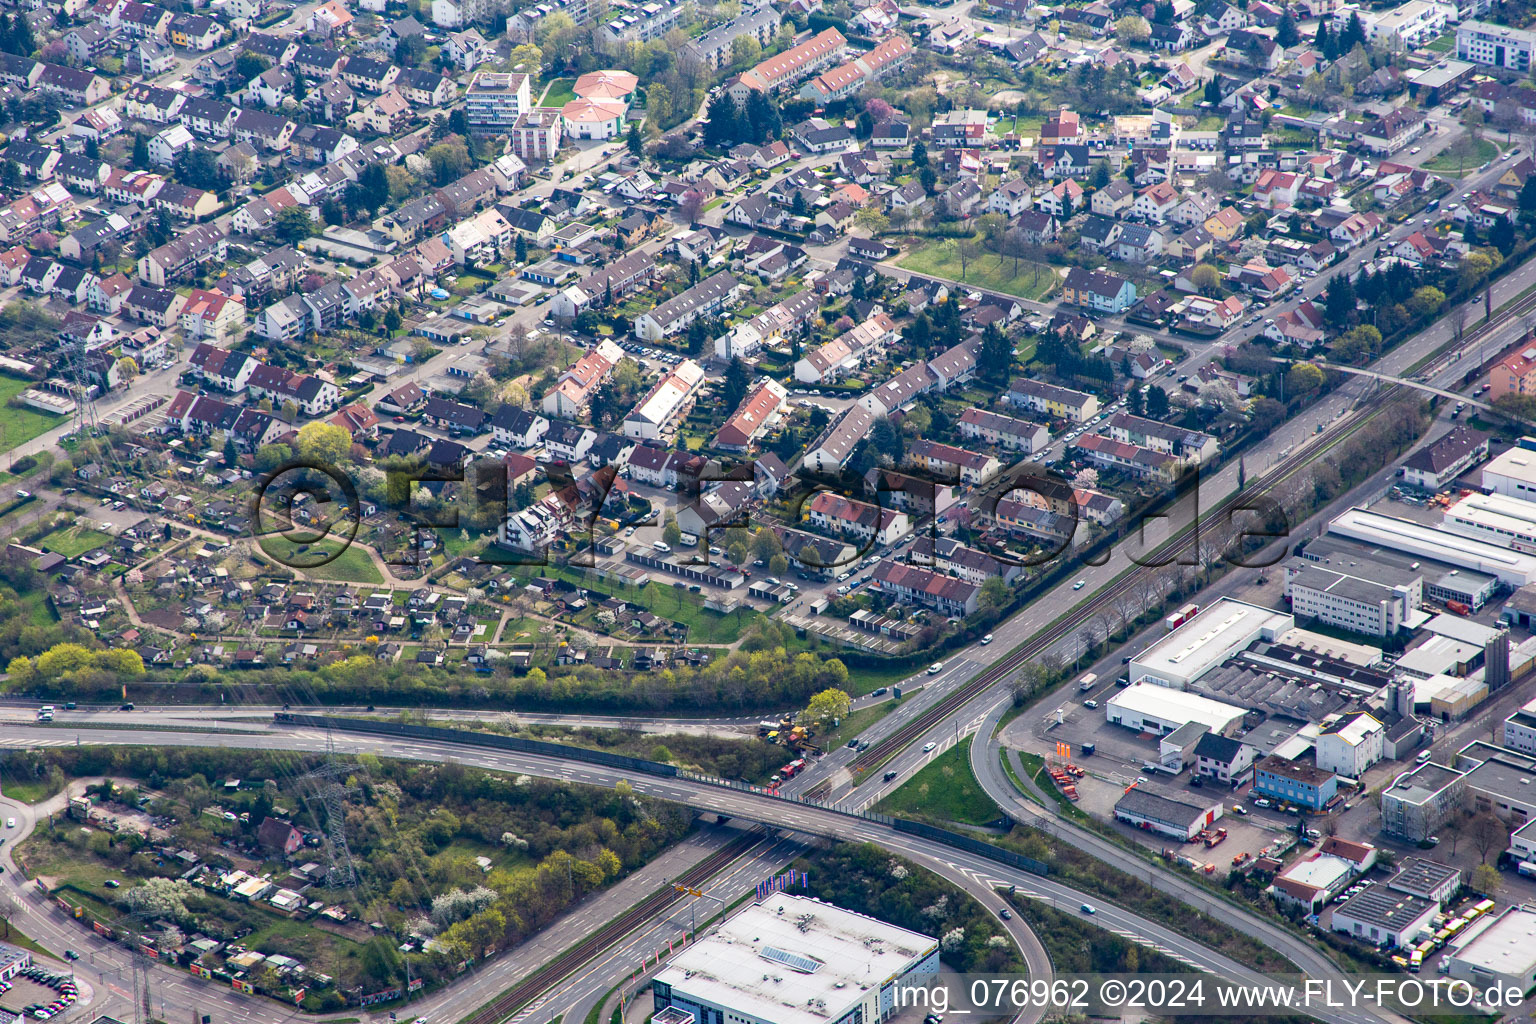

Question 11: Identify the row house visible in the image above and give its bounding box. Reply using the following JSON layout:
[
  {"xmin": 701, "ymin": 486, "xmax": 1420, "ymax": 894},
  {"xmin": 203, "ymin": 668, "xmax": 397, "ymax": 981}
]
[
  {"xmin": 246, "ymin": 363, "xmax": 341, "ymax": 416},
  {"xmin": 1073, "ymin": 433, "xmax": 1179, "ymax": 482},
  {"xmin": 956, "ymin": 407, "xmax": 1049, "ymax": 454},
  {"xmin": 806, "ymin": 492, "xmax": 911, "ymax": 548},
  {"xmin": 36, "ymin": 65, "xmax": 109, "ymax": 106},
  {"xmin": 871, "ymin": 559, "xmax": 979, "ymax": 617},
  {"xmin": 138, "ymin": 223, "xmax": 226, "ymax": 286},
  {"xmin": 910, "ymin": 536, "xmax": 1022, "ymax": 586},
  {"xmin": 188, "ymin": 342, "xmax": 255, "ymax": 391},
  {"xmin": 907, "ymin": 439, "xmax": 1000, "ymax": 486}
]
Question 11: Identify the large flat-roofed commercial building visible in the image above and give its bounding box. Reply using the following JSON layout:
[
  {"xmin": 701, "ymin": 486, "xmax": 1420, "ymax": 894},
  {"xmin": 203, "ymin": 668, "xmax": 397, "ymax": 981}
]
[
  {"xmin": 1327, "ymin": 507, "xmax": 1536, "ymax": 587},
  {"xmin": 1458, "ymin": 20, "xmax": 1536, "ymax": 70},
  {"xmin": 1297, "ymin": 534, "xmax": 1497, "ymax": 610},
  {"xmin": 1105, "ymin": 683, "xmax": 1246, "ymax": 737},
  {"xmin": 1503, "ymin": 698, "xmax": 1536, "ymax": 755},
  {"xmin": 1331, "ymin": 888, "xmax": 1438, "ymax": 949},
  {"xmin": 1483, "ymin": 445, "xmax": 1536, "ymax": 500},
  {"xmin": 1283, "ymin": 559, "xmax": 1416, "ymax": 637},
  {"xmin": 1447, "ymin": 908, "xmax": 1536, "ymax": 990},
  {"xmin": 1385, "ymin": 857, "xmax": 1462, "ymax": 906},
  {"xmin": 1112, "ymin": 787, "xmax": 1223, "ymax": 841},
  {"xmin": 1381, "ymin": 762, "xmax": 1467, "ymax": 842},
  {"xmin": 1129, "ymin": 598, "xmax": 1293, "ymax": 690},
  {"xmin": 1453, "ymin": 741, "xmax": 1536, "ymax": 827},
  {"xmin": 653, "ymin": 893, "xmax": 938, "ymax": 1024},
  {"xmin": 1443, "ymin": 492, "xmax": 1536, "ymax": 553}
]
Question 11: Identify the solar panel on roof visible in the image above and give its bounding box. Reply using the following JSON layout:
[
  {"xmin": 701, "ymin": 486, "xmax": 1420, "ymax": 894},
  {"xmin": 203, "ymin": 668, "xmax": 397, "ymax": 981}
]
[{"xmin": 760, "ymin": 946, "xmax": 823, "ymax": 974}]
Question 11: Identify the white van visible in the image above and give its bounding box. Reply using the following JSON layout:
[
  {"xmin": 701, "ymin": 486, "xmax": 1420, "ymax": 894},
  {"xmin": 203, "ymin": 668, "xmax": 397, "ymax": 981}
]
[{"xmin": 653, "ymin": 541, "xmax": 671, "ymax": 553}]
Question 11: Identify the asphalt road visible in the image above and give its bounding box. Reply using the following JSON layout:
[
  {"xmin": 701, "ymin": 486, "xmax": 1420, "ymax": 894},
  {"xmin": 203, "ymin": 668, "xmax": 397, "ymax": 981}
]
[{"xmin": 0, "ymin": 722, "xmax": 1390, "ymax": 1024}]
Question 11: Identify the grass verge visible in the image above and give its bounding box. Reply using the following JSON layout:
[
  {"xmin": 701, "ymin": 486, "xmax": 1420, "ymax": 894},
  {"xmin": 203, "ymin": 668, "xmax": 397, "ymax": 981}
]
[{"xmin": 875, "ymin": 738, "xmax": 1000, "ymax": 826}]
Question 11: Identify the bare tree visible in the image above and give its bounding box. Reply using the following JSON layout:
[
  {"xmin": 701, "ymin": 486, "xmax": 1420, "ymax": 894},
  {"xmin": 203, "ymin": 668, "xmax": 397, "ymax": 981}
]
[
  {"xmin": 1470, "ymin": 812, "xmax": 1508, "ymax": 864},
  {"xmin": 1454, "ymin": 303, "xmax": 1471, "ymax": 343}
]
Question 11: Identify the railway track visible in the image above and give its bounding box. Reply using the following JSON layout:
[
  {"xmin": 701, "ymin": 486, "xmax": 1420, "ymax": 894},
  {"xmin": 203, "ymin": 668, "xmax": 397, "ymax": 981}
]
[
  {"xmin": 845, "ymin": 390, "xmax": 1406, "ymax": 779},
  {"xmin": 460, "ymin": 828, "xmax": 770, "ymax": 1024}
]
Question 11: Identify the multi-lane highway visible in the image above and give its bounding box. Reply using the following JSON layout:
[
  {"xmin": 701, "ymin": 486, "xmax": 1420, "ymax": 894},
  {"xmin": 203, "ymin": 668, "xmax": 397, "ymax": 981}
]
[{"xmin": 0, "ymin": 722, "xmax": 1391, "ymax": 1024}]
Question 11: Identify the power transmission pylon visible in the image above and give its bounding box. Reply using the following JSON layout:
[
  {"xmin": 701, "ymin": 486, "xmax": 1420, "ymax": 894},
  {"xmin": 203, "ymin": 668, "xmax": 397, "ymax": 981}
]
[{"xmin": 300, "ymin": 739, "xmax": 358, "ymax": 888}]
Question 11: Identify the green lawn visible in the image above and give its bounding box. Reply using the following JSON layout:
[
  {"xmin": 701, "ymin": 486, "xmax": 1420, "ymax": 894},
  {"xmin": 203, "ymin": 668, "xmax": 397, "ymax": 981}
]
[
  {"xmin": 1426, "ymin": 31, "xmax": 1455, "ymax": 52},
  {"xmin": 35, "ymin": 525, "xmax": 114, "ymax": 559},
  {"xmin": 0, "ymin": 374, "xmax": 65, "ymax": 454},
  {"xmin": 540, "ymin": 77, "xmax": 576, "ymax": 107},
  {"xmin": 264, "ymin": 538, "xmax": 384, "ymax": 583},
  {"xmin": 990, "ymin": 114, "xmax": 1042, "ymax": 137},
  {"xmin": 1423, "ymin": 135, "xmax": 1500, "ymax": 175},
  {"xmin": 898, "ymin": 239, "xmax": 1061, "ymax": 303},
  {"xmin": 876, "ymin": 738, "xmax": 1000, "ymax": 826}
]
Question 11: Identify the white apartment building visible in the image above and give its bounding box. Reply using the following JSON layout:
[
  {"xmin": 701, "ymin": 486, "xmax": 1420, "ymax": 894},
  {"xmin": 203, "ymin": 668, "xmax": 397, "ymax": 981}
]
[
  {"xmin": 1458, "ymin": 19, "xmax": 1536, "ymax": 69},
  {"xmin": 464, "ymin": 72, "xmax": 530, "ymax": 134}
]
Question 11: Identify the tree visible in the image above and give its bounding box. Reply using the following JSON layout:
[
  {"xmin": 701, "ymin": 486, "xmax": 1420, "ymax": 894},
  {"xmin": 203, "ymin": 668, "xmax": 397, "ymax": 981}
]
[
  {"xmin": 803, "ymin": 687, "xmax": 851, "ymax": 726},
  {"xmin": 427, "ymin": 141, "xmax": 470, "ymax": 184},
  {"xmin": 1275, "ymin": 12, "xmax": 1299, "ymax": 47},
  {"xmin": 912, "ymin": 139, "xmax": 929, "ymax": 168},
  {"xmin": 869, "ymin": 417, "xmax": 904, "ymax": 463},
  {"xmin": 360, "ymin": 936, "xmax": 403, "ymax": 985},
  {"xmin": 1471, "ymin": 863, "xmax": 1501, "ymax": 895},
  {"xmin": 132, "ymin": 133, "xmax": 149, "ymax": 168},
  {"xmin": 1145, "ymin": 384, "xmax": 1169, "ymax": 418},
  {"xmin": 855, "ymin": 207, "xmax": 888, "ymax": 234},
  {"xmin": 723, "ymin": 357, "xmax": 750, "ymax": 411},
  {"xmin": 173, "ymin": 147, "xmax": 220, "ymax": 190},
  {"xmin": 272, "ymin": 205, "xmax": 315, "ymax": 244},
  {"xmin": 1114, "ymin": 14, "xmax": 1149, "ymax": 41},
  {"xmin": 662, "ymin": 515, "xmax": 682, "ymax": 546},
  {"xmin": 1470, "ymin": 812, "xmax": 1506, "ymax": 863},
  {"xmin": 233, "ymin": 52, "xmax": 270, "ymax": 83},
  {"xmin": 1188, "ymin": 264, "xmax": 1223, "ymax": 297},
  {"xmin": 768, "ymin": 553, "xmax": 789, "ymax": 576},
  {"xmin": 626, "ymin": 120, "xmax": 643, "ymax": 158},
  {"xmin": 1287, "ymin": 362, "xmax": 1325, "ymax": 395},
  {"xmin": 979, "ymin": 323, "xmax": 1014, "ymax": 384},
  {"xmin": 702, "ymin": 92, "xmax": 739, "ymax": 148},
  {"xmin": 730, "ymin": 34, "xmax": 761, "ymax": 69},
  {"xmin": 1521, "ymin": 174, "xmax": 1536, "ymax": 216},
  {"xmin": 295, "ymin": 421, "xmax": 351, "ymax": 467},
  {"xmin": 1323, "ymin": 276, "xmax": 1356, "ymax": 328},
  {"xmin": 1407, "ymin": 285, "xmax": 1445, "ymax": 318},
  {"xmin": 979, "ymin": 576, "xmax": 1009, "ymax": 609},
  {"xmin": 515, "ymin": 234, "xmax": 529, "ymax": 263}
]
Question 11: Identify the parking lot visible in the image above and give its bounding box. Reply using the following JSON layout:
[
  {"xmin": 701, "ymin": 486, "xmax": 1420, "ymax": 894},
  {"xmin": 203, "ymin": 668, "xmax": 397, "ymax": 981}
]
[{"xmin": 0, "ymin": 966, "xmax": 80, "ymax": 1021}]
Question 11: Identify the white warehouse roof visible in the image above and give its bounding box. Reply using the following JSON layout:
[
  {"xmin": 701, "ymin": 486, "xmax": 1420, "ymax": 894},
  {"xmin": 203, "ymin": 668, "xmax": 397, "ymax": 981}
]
[
  {"xmin": 1106, "ymin": 682, "xmax": 1247, "ymax": 734},
  {"xmin": 1130, "ymin": 598, "xmax": 1293, "ymax": 689},
  {"xmin": 1328, "ymin": 507, "xmax": 1536, "ymax": 586},
  {"xmin": 1449, "ymin": 907, "xmax": 1536, "ymax": 978},
  {"xmin": 654, "ymin": 893, "xmax": 937, "ymax": 1024}
]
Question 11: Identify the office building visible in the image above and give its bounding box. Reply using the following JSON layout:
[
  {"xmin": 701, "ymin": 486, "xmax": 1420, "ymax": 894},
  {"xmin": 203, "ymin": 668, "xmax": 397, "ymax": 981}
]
[
  {"xmin": 1380, "ymin": 761, "xmax": 1467, "ymax": 842},
  {"xmin": 1385, "ymin": 858, "xmax": 1462, "ymax": 906},
  {"xmin": 1284, "ymin": 559, "xmax": 1415, "ymax": 637},
  {"xmin": 1252, "ymin": 757, "xmax": 1337, "ymax": 811}
]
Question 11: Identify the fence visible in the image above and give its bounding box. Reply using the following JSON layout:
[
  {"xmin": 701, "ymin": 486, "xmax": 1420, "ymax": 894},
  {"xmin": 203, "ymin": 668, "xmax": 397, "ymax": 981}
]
[{"xmin": 279, "ymin": 715, "xmax": 1049, "ymax": 878}]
